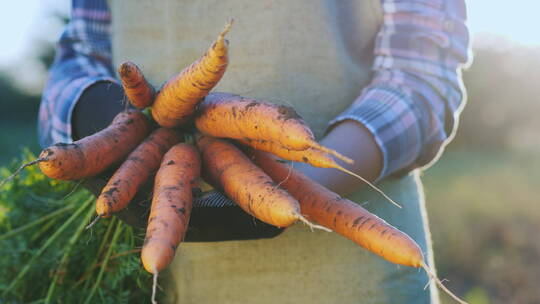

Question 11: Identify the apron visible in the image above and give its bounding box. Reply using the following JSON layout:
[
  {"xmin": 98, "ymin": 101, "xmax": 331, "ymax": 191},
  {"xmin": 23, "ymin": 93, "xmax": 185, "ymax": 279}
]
[{"xmin": 110, "ymin": 1, "xmax": 439, "ymax": 302}]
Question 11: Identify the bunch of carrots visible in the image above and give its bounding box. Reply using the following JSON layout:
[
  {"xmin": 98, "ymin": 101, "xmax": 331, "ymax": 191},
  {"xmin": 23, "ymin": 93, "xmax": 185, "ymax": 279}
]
[{"xmin": 1, "ymin": 21, "xmax": 467, "ymax": 304}]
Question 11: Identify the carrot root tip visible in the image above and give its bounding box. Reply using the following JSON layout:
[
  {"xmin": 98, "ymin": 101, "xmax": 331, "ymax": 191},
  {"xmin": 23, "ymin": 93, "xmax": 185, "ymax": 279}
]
[
  {"xmin": 336, "ymin": 166, "xmax": 402, "ymax": 209},
  {"xmin": 421, "ymin": 262, "xmax": 468, "ymax": 304},
  {"xmin": 311, "ymin": 143, "xmax": 354, "ymax": 164},
  {"xmin": 0, "ymin": 158, "xmax": 46, "ymax": 189},
  {"xmin": 296, "ymin": 214, "xmax": 332, "ymax": 232},
  {"xmin": 85, "ymin": 215, "xmax": 101, "ymax": 230},
  {"xmin": 220, "ymin": 19, "xmax": 234, "ymax": 38},
  {"xmin": 151, "ymin": 270, "xmax": 159, "ymax": 304}
]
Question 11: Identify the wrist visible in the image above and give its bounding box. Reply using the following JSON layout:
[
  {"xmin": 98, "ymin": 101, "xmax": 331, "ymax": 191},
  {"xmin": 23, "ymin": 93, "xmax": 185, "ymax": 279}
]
[
  {"xmin": 71, "ymin": 81, "xmax": 126, "ymax": 140},
  {"xmin": 298, "ymin": 119, "xmax": 383, "ymax": 196}
]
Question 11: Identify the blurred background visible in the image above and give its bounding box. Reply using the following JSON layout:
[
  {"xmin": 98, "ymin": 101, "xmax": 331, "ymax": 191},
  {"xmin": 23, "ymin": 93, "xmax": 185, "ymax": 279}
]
[{"xmin": 0, "ymin": 1, "xmax": 538, "ymax": 303}]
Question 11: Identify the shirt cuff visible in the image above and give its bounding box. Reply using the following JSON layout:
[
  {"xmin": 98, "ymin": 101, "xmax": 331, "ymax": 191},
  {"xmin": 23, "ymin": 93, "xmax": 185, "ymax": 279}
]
[
  {"xmin": 328, "ymin": 85, "xmax": 423, "ymax": 181},
  {"xmin": 38, "ymin": 76, "xmax": 119, "ymax": 148},
  {"xmin": 66, "ymin": 77, "xmax": 121, "ymax": 140}
]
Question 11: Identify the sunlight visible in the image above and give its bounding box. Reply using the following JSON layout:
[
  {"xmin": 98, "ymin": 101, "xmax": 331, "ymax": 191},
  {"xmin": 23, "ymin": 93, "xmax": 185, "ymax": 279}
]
[{"xmin": 467, "ymin": 0, "xmax": 540, "ymax": 46}]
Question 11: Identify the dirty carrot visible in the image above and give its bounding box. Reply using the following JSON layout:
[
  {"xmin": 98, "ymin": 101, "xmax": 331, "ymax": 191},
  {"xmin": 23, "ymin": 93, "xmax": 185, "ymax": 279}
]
[
  {"xmin": 253, "ymin": 149, "xmax": 419, "ymax": 265},
  {"xmin": 196, "ymin": 135, "xmax": 327, "ymax": 230},
  {"xmin": 118, "ymin": 61, "xmax": 156, "ymax": 109},
  {"xmin": 37, "ymin": 110, "xmax": 150, "ymax": 180},
  {"xmin": 141, "ymin": 143, "xmax": 201, "ymax": 304},
  {"xmin": 95, "ymin": 128, "xmax": 182, "ymax": 218},
  {"xmin": 195, "ymin": 92, "xmax": 352, "ymax": 163},
  {"xmin": 239, "ymin": 139, "xmax": 401, "ymax": 208},
  {"xmin": 0, "ymin": 110, "xmax": 151, "ymax": 186},
  {"xmin": 251, "ymin": 150, "xmax": 468, "ymax": 304},
  {"xmin": 151, "ymin": 20, "xmax": 233, "ymax": 128}
]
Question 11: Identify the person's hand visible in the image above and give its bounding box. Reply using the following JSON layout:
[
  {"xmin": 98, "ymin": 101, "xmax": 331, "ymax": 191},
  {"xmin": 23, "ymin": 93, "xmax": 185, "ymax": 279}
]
[
  {"xmin": 72, "ymin": 81, "xmax": 150, "ymax": 226},
  {"xmin": 73, "ymin": 82, "xmax": 283, "ymax": 240}
]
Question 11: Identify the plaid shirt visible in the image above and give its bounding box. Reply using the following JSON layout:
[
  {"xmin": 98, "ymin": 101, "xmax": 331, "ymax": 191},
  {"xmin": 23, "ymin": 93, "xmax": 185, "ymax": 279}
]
[{"xmin": 38, "ymin": 0, "xmax": 470, "ymax": 180}]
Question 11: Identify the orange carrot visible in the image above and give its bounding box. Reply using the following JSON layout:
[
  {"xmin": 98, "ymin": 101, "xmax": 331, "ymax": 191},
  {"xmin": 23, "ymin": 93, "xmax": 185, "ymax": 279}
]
[
  {"xmin": 251, "ymin": 149, "xmax": 420, "ymax": 266},
  {"xmin": 251, "ymin": 150, "xmax": 468, "ymax": 304},
  {"xmin": 196, "ymin": 135, "xmax": 325, "ymax": 229},
  {"xmin": 238, "ymin": 139, "xmax": 339, "ymax": 168},
  {"xmin": 37, "ymin": 110, "xmax": 150, "ymax": 180},
  {"xmin": 118, "ymin": 61, "xmax": 156, "ymax": 109},
  {"xmin": 195, "ymin": 92, "xmax": 352, "ymax": 163},
  {"xmin": 95, "ymin": 128, "xmax": 182, "ymax": 218},
  {"xmin": 238, "ymin": 139, "xmax": 402, "ymax": 208},
  {"xmin": 141, "ymin": 143, "xmax": 201, "ymax": 304},
  {"xmin": 151, "ymin": 20, "xmax": 233, "ymax": 128}
]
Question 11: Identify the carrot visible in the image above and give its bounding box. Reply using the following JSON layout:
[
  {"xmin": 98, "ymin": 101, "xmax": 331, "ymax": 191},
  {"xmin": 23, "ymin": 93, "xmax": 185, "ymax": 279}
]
[
  {"xmin": 95, "ymin": 128, "xmax": 182, "ymax": 218},
  {"xmin": 195, "ymin": 92, "xmax": 352, "ymax": 163},
  {"xmin": 252, "ymin": 149, "xmax": 420, "ymax": 265},
  {"xmin": 239, "ymin": 139, "xmax": 340, "ymax": 168},
  {"xmin": 251, "ymin": 150, "xmax": 468, "ymax": 304},
  {"xmin": 151, "ymin": 20, "xmax": 233, "ymax": 128},
  {"xmin": 238, "ymin": 139, "xmax": 402, "ymax": 208},
  {"xmin": 141, "ymin": 143, "xmax": 200, "ymax": 304},
  {"xmin": 196, "ymin": 135, "xmax": 327, "ymax": 230},
  {"xmin": 1, "ymin": 110, "xmax": 150, "ymax": 187},
  {"xmin": 36, "ymin": 110, "xmax": 150, "ymax": 181},
  {"xmin": 118, "ymin": 61, "xmax": 156, "ymax": 109}
]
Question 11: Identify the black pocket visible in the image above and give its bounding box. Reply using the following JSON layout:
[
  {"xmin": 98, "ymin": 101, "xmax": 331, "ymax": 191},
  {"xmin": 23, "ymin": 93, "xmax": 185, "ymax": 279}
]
[
  {"xmin": 184, "ymin": 191, "xmax": 285, "ymax": 242},
  {"xmin": 84, "ymin": 176, "xmax": 284, "ymax": 241}
]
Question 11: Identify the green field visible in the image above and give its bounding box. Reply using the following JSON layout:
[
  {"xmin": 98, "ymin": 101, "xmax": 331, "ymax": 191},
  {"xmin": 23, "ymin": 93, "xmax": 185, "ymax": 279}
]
[{"xmin": 423, "ymin": 150, "xmax": 540, "ymax": 304}]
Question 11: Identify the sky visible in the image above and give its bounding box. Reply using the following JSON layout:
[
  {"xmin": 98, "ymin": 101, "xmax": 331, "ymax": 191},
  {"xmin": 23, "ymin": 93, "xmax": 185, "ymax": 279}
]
[
  {"xmin": 0, "ymin": 0, "xmax": 68, "ymax": 93},
  {"xmin": 0, "ymin": 0, "xmax": 68, "ymax": 66},
  {"xmin": 0, "ymin": 0, "xmax": 537, "ymax": 91},
  {"xmin": 467, "ymin": 0, "xmax": 540, "ymax": 47}
]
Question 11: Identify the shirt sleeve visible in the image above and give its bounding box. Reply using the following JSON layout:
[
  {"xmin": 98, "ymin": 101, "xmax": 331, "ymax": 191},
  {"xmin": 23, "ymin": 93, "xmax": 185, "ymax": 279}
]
[
  {"xmin": 329, "ymin": 0, "xmax": 471, "ymax": 181},
  {"xmin": 38, "ymin": 0, "xmax": 118, "ymax": 148}
]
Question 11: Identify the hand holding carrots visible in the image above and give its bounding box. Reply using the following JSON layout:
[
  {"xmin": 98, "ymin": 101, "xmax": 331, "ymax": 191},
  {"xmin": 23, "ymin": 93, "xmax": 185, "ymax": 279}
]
[{"xmin": 1, "ymin": 20, "xmax": 468, "ymax": 304}]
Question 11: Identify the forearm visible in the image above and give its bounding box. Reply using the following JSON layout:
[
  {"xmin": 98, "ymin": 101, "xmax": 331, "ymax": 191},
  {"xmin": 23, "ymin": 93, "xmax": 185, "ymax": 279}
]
[
  {"xmin": 300, "ymin": 0, "xmax": 471, "ymax": 195},
  {"xmin": 295, "ymin": 120, "xmax": 382, "ymax": 196},
  {"xmin": 38, "ymin": 0, "xmax": 116, "ymax": 147}
]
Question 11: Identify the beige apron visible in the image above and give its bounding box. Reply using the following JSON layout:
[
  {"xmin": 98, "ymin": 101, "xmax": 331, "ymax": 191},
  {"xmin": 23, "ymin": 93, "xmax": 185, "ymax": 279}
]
[{"xmin": 110, "ymin": 1, "xmax": 438, "ymax": 303}]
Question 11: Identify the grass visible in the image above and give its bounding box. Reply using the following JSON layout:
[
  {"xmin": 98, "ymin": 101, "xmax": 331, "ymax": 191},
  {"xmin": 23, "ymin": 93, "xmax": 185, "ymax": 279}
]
[
  {"xmin": 0, "ymin": 153, "xmax": 152, "ymax": 303},
  {"xmin": 423, "ymin": 149, "xmax": 540, "ymax": 304}
]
